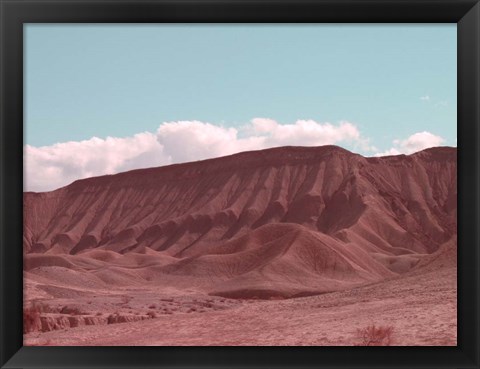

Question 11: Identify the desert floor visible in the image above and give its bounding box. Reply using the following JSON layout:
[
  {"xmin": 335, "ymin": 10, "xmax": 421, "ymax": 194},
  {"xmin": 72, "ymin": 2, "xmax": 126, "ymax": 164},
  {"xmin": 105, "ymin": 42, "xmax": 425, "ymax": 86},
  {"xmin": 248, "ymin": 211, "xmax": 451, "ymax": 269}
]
[{"xmin": 24, "ymin": 265, "xmax": 456, "ymax": 346}]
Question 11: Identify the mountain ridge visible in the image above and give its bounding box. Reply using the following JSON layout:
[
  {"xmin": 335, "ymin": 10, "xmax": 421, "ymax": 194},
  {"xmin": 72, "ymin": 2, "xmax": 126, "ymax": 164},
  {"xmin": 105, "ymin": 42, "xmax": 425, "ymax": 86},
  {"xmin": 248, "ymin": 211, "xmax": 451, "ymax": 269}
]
[
  {"xmin": 23, "ymin": 145, "xmax": 456, "ymax": 298},
  {"xmin": 24, "ymin": 145, "xmax": 456, "ymax": 194}
]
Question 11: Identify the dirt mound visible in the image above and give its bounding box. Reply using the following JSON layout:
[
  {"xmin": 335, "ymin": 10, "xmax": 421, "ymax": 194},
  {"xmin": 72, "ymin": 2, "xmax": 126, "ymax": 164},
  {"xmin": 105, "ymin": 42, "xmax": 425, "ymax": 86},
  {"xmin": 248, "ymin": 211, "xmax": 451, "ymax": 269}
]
[{"xmin": 409, "ymin": 237, "xmax": 457, "ymax": 275}]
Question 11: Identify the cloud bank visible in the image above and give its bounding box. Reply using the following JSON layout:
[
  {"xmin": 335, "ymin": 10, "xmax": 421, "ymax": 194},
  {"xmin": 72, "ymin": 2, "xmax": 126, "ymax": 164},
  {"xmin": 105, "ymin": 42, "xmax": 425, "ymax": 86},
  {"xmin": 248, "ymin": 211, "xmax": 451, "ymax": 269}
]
[
  {"xmin": 374, "ymin": 131, "xmax": 445, "ymax": 157},
  {"xmin": 25, "ymin": 119, "xmax": 445, "ymax": 192}
]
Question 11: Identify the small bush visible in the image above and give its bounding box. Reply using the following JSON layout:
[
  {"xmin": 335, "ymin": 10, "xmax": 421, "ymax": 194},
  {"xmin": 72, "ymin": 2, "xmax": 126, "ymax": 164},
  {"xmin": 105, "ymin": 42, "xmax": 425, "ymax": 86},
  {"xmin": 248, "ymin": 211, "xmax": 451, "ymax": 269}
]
[
  {"xmin": 23, "ymin": 301, "xmax": 48, "ymax": 333},
  {"xmin": 60, "ymin": 306, "xmax": 82, "ymax": 315},
  {"xmin": 107, "ymin": 313, "xmax": 119, "ymax": 324},
  {"xmin": 147, "ymin": 311, "xmax": 157, "ymax": 318},
  {"xmin": 30, "ymin": 301, "xmax": 51, "ymax": 313},
  {"xmin": 356, "ymin": 324, "xmax": 394, "ymax": 346},
  {"xmin": 23, "ymin": 306, "xmax": 41, "ymax": 333}
]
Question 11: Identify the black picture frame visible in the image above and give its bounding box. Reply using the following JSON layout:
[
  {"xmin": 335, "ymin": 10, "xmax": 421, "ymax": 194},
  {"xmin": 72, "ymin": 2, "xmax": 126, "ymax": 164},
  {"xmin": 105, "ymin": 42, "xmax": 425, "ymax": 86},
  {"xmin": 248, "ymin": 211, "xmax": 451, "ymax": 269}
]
[{"xmin": 1, "ymin": 0, "xmax": 479, "ymax": 368}]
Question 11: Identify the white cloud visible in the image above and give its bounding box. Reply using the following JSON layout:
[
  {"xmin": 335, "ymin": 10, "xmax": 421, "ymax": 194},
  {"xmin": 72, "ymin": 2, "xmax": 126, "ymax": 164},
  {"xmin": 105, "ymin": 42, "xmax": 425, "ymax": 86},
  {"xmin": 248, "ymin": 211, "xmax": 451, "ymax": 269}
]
[
  {"xmin": 250, "ymin": 118, "xmax": 361, "ymax": 146},
  {"xmin": 24, "ymin": 132, "xmax": 167, "ymax": 192},
  {"xmin": 374, "ymin": 131, "xmax": 445, "ymax": 157},
  {"xmin": 420, "ymin": 95, "xmax": 430, "ymax": 101},
  {"xmin": 155, "ymin": 120, "xmax": 263, "ymax": 163},
  {"xmin": 24, "ymin": 118, "xmax": 373, "ymax": 192}
]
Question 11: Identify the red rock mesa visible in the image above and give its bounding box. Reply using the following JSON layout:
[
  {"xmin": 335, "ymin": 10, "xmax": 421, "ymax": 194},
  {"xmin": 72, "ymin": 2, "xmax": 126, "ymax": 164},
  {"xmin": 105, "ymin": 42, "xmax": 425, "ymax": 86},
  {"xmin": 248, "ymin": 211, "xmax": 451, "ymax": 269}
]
[{"xmin": 24, "ymin": 145, "xmax": 456, "ymax": 299}]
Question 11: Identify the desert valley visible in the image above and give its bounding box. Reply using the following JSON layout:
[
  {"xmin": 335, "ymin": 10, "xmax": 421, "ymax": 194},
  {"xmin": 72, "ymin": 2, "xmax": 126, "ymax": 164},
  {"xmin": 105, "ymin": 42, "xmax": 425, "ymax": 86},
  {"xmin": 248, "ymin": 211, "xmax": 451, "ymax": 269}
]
[{"xmin": 23, "ymin": 145, "xmax": 457, "ymax": 346}]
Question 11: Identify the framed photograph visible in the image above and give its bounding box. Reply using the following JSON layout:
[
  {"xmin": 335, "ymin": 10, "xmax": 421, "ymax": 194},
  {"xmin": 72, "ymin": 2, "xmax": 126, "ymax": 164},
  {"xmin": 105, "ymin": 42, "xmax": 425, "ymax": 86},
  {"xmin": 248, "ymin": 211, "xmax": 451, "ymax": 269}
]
[{"xmin": 1, "ymin": 0, "xmax": 479, "ymax": 368}]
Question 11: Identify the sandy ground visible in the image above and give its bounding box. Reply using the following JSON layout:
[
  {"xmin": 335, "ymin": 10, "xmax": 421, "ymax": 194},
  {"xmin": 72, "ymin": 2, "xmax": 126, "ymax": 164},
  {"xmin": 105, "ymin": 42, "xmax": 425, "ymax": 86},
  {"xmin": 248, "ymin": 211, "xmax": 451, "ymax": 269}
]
[{"xmin": 24, "ymin": 266, "xmax": 456, "ymax": 346}]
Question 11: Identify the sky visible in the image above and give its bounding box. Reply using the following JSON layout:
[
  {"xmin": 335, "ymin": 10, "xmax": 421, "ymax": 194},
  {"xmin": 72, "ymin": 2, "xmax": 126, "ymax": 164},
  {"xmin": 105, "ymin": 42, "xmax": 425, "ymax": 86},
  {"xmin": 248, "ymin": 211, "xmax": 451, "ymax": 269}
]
[{"xmin": 24, "ymin": 24, "xmax": 457, "ymax": 192}]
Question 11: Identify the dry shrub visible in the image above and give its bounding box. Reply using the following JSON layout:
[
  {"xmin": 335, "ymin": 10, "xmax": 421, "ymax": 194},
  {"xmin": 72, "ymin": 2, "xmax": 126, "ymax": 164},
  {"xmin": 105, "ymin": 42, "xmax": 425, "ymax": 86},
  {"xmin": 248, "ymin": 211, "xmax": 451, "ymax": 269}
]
[
  {"xmin": 24, "ymin": 305, "xmax": 41, "ymax": 333},
  {"xmin": 60, "ymin": 306, "xmax": 82, "ymax": 315},
  {"xmin": 147, "ymin": 311, "xmax": 157, "ymax": 318},
  {"xmin": 107, "ymin": 313, "xmax": 119, "ymax": 324},
  {"xmin": 23, "ymin": 301, "xmax": 48, "ymax": 333},
  {"xmin": 356, "ymin": 324, "xmax": 394, "ymax": 346}
]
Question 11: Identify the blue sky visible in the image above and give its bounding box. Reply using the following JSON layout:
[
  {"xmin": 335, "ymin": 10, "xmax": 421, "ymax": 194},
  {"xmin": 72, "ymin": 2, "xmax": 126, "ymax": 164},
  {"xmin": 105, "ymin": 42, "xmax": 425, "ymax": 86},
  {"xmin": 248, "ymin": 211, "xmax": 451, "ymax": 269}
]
[{"xmin": 24, "ymin": 24, "xmax": 456, "ymax": 191}]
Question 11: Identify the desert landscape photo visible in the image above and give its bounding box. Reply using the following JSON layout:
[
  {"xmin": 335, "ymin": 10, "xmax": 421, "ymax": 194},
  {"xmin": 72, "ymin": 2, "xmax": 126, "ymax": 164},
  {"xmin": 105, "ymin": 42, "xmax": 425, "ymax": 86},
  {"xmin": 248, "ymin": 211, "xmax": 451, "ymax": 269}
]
[{"xmin": 23, "ymin": 24, "xmax": 457, "ymax": 345}]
